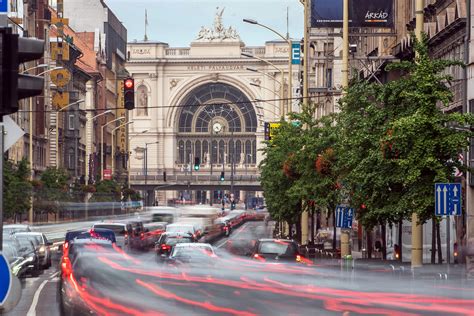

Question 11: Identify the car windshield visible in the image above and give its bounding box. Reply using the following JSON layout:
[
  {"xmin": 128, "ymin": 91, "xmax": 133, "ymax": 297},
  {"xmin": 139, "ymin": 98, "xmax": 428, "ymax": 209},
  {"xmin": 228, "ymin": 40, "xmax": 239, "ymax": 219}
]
[
  {"xmin": 258, "ymin": 241, "xmax": 297, "ymax": 256},
  {"xmin": 172, "ymin": 246, "xmax": 213, "ymax": 257},
  {"xmin": 165, "ymin": 237, "xmax": 193, "ymax": 246}
]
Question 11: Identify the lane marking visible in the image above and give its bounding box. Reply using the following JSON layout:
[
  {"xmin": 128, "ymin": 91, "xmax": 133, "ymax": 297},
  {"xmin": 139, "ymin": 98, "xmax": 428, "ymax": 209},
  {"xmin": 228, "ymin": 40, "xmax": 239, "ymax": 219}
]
[
  {"xmin": 216, "ymin": 222, "xmax": 249, "ymax": 248},
  {"xmin": 26, "ymin": 279, "xmax": 48, "ymax": 316}
]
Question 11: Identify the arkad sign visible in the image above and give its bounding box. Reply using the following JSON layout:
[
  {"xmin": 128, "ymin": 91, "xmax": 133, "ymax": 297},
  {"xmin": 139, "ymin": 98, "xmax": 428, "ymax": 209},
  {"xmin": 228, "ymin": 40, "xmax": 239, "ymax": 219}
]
[{"xmin": 187, "ymin": 65, "xmax": 244, "ymax": 71}]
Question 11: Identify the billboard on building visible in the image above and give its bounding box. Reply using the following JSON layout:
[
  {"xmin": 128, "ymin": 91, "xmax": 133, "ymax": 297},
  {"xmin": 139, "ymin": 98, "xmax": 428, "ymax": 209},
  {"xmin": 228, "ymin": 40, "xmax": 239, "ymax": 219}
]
[{"xmin": 311, "ymin": 0, "xmax": 394, "ymax": 28}]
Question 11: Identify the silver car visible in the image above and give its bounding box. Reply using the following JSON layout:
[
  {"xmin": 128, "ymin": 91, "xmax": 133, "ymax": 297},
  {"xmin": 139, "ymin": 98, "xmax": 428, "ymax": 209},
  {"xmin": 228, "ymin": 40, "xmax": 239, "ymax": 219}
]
[{"xmin": 13, "ymin": 232, "xmax": 52, "ymax": 269}]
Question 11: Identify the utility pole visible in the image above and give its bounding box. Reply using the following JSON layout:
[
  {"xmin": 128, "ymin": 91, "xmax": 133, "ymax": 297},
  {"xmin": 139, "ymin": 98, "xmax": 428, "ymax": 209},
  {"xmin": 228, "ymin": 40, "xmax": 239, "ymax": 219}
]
[
  {"xmin": 411, "ymin": 0, "xmax": 424, "ymax": 268},
  {"xmin": 340, "ymin": 0, "xmax": 351, "ymax": 258},
  {"xmin": 300, "ymin": 0, "xmax": 310, "ymax": 246}
]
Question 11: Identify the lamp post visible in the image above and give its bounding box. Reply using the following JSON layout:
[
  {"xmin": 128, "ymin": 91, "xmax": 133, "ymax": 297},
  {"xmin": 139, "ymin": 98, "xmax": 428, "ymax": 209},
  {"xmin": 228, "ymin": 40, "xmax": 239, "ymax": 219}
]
[
  {"xmin": 55, "ymin": 99, "xmax": 85, "ymax": 168},
  {"xmin": 101, "ymin": 117, "xmax": 125, "ymax": 181},
  {"xmin": 243, "ymin": 18, "xmax": 292, "ymax": 113},
  {"xmin": 111, "ymin": 121, "xmax": 134, "ymax": 177},
  {"xmin": 144, "ymin": 141, "xmax": 159, "ymax": 206},
  {"xmin": 242, "ymin": 52, "xmax": 285, "ymax": 117},
  {"xmin": 85, "ymin": 110, "xmax": 112, "ymax": 184},
  {"xmin": 128, "ymin": 130, "xmax": 149, "ymax": 189}
]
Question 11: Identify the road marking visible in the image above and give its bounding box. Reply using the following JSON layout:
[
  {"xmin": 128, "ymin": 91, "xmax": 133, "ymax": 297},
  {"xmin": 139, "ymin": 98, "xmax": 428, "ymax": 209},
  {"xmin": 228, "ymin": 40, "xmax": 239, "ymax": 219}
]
[
  {"xmin": 26, "ymin": 279, "xmax": 48, "ymax": 316},
  {"xmin": 216, "ymin": 222, "xmax": 249, "ymax": 248},
  {"xmin": 49, "ymin": 271, "xmax": 59, "ymax": 279}
]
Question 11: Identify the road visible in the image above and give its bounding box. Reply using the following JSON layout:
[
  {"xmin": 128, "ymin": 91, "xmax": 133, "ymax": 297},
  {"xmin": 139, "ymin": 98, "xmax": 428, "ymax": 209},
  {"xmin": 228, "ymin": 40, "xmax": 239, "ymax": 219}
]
[{"xmin": 4, "ymin": 220, "xmax": 474, "ymax": 316}]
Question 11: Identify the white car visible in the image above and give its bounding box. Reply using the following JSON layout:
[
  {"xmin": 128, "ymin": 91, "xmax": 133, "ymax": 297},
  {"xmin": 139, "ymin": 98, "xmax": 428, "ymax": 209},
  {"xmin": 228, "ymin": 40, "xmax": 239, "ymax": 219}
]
[
  {"xmin": 166, "ymin": 223, "xmax": 199, "ymax": 239},
  {"xmin": 168, "ymin": 243, "xmax": 217, "ymax": 266},
  {"xmin": 4, "ymin": 224, "xmax": 32, "ymax": 235},
  {"xmin": 92, "ymin": 223, "xmax": 132, "ymax": 249}
]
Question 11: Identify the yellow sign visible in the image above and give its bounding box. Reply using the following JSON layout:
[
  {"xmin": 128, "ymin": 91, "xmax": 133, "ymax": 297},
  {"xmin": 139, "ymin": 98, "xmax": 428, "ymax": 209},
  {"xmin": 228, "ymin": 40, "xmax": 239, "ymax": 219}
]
[
  {"xmin": 269, "ymin": 122, "xmax": 280, "ymax": 141},
  {"xmin": 117, "ymin": 81, "xmax": 127, "ymax": 153},
  {"xmin": 51, "ymin": 17, "xmax": 69, "ymax": 28},
  {"xmin": 50, "ymin": 69, "xmax": 71, "ymax": 87},
  {"xmin": 51, "ymin": 42, "xmax": 70, "ymax": 61},
  {"xmin": 52, "ymin": 91, "xmax": 70, "ymax": 109}
]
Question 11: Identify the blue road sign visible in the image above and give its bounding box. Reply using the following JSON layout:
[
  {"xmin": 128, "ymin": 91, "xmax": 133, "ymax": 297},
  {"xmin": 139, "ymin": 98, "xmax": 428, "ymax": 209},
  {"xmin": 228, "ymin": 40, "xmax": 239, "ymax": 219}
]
[
  {"xmin": 435, "ymin": 183, "xmax": 462, "ymax": 216},
  {"xmin": 291, "ymin": 42, "xmax": 301, "ymax": 65},
  {"xmin": 336, "ymin": 206, "xmax": 354, "ymax": 228},
  {"xmin": 0, "ymin": 253, "xmax": 12, "ymax": 306},
  {"xmin": 0, "ymin": 0, "xmax": 7, "ymax": 13}
]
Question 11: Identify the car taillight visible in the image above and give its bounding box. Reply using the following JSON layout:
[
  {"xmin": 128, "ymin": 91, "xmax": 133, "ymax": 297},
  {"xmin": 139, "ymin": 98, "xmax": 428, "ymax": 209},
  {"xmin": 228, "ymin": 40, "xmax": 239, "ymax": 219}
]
[
  {"xmin": 61, "ymin": 257, "xmax": 72, "ymax": 277},
  {"xmin": 140, "ymin": 232, "xmax": 145, "ymax": 239},
  {"xmin": 161, "ymin": 244, "xmax": 170, "ymax": 250},
  {"xmin": 124, "ymin": 233, "xmax": 128, "ymax": 238}
]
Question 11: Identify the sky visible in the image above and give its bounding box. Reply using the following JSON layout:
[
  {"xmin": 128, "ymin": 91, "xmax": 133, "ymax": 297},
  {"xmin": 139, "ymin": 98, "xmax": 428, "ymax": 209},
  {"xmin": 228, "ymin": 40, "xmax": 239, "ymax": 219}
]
[{"xmin": 105, "ymin": 0, "xmax": 304, "ymax": 46}]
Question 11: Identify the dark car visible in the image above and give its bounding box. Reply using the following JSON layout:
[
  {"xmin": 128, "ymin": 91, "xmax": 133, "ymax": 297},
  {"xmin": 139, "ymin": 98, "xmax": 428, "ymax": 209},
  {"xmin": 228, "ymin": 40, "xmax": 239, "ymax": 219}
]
[
  {"xmin": 251, "ymin": 239, "xmax": 303, "ymax": 263},
  {"xmin": 2, "ymin": 238, "xmax": 28, "ymax": 277},
  {"xmin": 143, "ymin": 222, "xmax": 167, "ymax": 249},
  {"xmin": 60, "ymin": 228, "xmax": 116, "ymax": 253},
  {"xmin": 12, "ymin": 235, "xmax": 41, "ymax": 276},
  {"xmin": 58, "ymin": 239, "xmax": 117, "ymax": 315},
  {"xmin": 155, "ymin": 232, "xmax": 196, "ymax": 260},
  {"xmin": 128, "ymin": 220, "xmax": 146, "ymax": 250}
]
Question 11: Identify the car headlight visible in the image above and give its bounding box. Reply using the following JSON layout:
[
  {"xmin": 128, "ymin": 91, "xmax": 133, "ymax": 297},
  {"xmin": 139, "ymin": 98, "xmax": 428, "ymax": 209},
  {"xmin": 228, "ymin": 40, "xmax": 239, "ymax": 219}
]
[{"xmin": 39, "ymin": 246, "xmax": 46, "ymax": 253}]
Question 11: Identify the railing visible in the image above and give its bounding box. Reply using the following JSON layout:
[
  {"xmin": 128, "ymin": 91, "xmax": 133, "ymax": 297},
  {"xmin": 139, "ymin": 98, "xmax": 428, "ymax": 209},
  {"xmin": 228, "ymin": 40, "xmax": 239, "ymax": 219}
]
[
  {"xmin": 130, "ymin": 174, "xmax": 260, "ymax": 183},
  {"xmin": 241, "ymin": 47, "xmax": 266, "ymax": 57},
  {"xmin": 165, "ymin": 48, "xmax": 190, "ymax": 57}
]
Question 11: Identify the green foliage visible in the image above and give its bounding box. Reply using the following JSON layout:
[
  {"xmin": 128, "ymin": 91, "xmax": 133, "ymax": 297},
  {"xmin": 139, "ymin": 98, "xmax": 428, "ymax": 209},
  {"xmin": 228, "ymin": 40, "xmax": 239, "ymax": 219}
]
[
  {"xmin": 34, "ymin": 167, "xmax": 71, "ymax": 214},
  {"xmin": 3, "ymin": 159, "xmax": 32, "ymax": 220},
  {"xmin": 259, "ymin": 34, "xmax": 474, "ymax": 230},
  {"xmin": 90, "ymin": 180, "xmax": 122, "ymax": 202}
]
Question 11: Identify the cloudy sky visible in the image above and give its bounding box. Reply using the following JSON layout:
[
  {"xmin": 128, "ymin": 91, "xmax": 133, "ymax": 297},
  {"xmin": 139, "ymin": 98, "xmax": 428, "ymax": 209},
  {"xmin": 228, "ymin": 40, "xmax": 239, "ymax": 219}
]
[{"xmin": 105, "ymin": 0, "xmax": 304, "ymax": 46}]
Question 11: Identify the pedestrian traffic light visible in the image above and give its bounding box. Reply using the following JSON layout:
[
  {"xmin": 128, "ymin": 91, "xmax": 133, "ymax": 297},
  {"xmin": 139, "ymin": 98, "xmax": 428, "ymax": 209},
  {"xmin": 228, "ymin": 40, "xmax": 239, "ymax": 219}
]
[
  {"xmin": 220, "ymin": 171, "xmax": 225, "ymax": 181},
  {"xmin": 124, "ymin": 77, "xmax": 135, "ymax": 110},
  {"xmin": 1, "ymin": 27, "xmax": 45, "ymax": 115},
  {"xmin": 194, "ymin": 157, "xmax": 200, "ymax": 171}
]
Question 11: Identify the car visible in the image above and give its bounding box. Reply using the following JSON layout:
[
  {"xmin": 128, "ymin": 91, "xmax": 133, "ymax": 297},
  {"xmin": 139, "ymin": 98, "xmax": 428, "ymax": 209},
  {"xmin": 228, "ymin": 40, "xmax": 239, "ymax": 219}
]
[
  {"xmin": 165, "ymin": 223, "xmax": 199, "ymax": 239},
  {"xmin": 14, "ymin": 232, "xmax": 53, "ymax": 269},
  {"xmin": 92, "ymin": 222, "xmax": 133, "ymax": 250},
  {"xmin": 2, "ymin": 238, "xmax": 28, "ymax": 277},
  {"xmin": 127, "ymin": 220, "xmax": 146, "ymax": 250},
  {"xmin": 251, "ymin": 239, "xmax": 304, "ymax": 263},
  {"xmin": 143, "ymin": 222, "xmax": 167, "ymax": 249},
  {"xmin": 58, "ymin": 239, "xmax": 117, "ymax": 315},
  {"xmin": 166, "ymin": 243, "xmax": 217, "ymax": 267},
  {"xmin": 214, "ymin": 217, "xmax": 232, "ymax": 237},
  {"xmin": 155, "ymin": 232, "xmax": 196, "ymax": 260},
  {"xmin": 11, "ymin": 235, "xmax": 41, "ymax": 276},
  {"xmin": 3, "ymin": 224, "xmax": 32, "ymax": 235}
]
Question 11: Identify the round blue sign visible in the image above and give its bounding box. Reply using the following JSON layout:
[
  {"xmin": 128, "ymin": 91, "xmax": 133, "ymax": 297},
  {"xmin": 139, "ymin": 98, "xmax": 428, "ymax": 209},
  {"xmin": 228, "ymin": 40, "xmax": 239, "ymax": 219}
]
[{"xmin": 0, "ymin": 253, "xmax": 12, "ymax": 306}]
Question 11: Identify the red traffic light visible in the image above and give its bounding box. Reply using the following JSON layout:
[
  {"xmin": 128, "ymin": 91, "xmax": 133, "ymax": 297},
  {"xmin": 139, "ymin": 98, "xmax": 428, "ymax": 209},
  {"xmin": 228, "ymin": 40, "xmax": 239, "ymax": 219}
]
[{"xmin": 124, "ymin": 79, "xmax": 134, "ymax": 89}]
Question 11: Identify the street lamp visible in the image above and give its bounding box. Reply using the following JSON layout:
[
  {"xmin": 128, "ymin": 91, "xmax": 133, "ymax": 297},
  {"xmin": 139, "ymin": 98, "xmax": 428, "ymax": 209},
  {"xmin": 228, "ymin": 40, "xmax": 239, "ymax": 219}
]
[
  {"xmin": 246, "ymin": 66, "xmax": 283, "ymax": 87},
  {"xmin": 111, "ymin": 121, "xmax": 134, "ymax": 177},
  {"xmin": 128, "ymin": 130, "xmax": 149, "ymax": 189},
  {"xmin": 37, "ymin": 66, "xmax": 64, "ymax": 76},
  {"xmin": 20, "ymin": 63, "xmax": 48, "ymax": 73},
  {"xmin": 243, "ymin": 18, "xmax": 292, "ymax": 113},
  {"xmin": 85, "ymin": 110, "xmax": 112, "ymax": 184},
  {"xmin": 55, "ymin": 99, "xmax": 85, "ymax": 168},
  {"xmin": 144, "ymin": 141, "xmax": 159, "ymax": 206},
  {"xmin": 101, "ymin": 116, "xmax": 125, "ymax": 180},
  {"xmin": 242, "ymin": 52, "xmax": 285, "ymax": 116}
]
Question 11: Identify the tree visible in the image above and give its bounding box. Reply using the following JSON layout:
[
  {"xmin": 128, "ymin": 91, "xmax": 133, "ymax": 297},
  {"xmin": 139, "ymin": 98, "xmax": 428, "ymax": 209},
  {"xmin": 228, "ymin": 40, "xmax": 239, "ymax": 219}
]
[
  {"xmin": 34, "ymin": 167, "xmax": 71, "ymax": 217},
  {"xmin": 90, "ymin": 180, "xmax": 122, "ymax": 202},
  {"xmin": 3, "ymin": 159, "xmax": 32, "ymax": 222}
]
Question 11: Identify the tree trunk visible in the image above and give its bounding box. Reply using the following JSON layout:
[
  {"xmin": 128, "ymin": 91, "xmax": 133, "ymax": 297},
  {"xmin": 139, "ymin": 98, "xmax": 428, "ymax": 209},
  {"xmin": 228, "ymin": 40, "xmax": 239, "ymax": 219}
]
[
  {"xmin": 398, "ymin": 219, "xmax": 403, "ymax": 262},
  {"xmin": 381, "ymin": 223, "xmax": 387, "ymax": 260},
  {"xmin": 431, "ymin": 217, "xmax": 436, "ymax": 264},
  {"xmin": 295, "ymin": 214, "xmax": 302, "ymax": 243},
  {"xmin": 436, "ymin": 221, "xmax": 443, "ymax": 264},
  {"xmin": 367, "ymin": 229, "xmax": 373, "ymax": 259},
  {"xmin": 310, "ymin": 208, "xmax": 315, "ymax": 245},
  {"xmin": 332, "ymin": 207, "xmax": 337, "ymax": 251}
]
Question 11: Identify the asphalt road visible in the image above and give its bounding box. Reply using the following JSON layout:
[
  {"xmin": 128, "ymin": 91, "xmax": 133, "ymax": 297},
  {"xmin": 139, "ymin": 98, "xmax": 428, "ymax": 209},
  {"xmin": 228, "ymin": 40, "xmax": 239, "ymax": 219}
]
[{"xmin": 4, "ymin": 221, "xmax": 474, "ymax": 316}]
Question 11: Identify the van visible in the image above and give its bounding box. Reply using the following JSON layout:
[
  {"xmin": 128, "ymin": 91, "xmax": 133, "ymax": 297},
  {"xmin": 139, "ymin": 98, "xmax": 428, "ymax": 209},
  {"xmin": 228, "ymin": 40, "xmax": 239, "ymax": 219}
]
[{"xmin": 92, "ymin": 222, "xmax": 133, "ymax": 249}]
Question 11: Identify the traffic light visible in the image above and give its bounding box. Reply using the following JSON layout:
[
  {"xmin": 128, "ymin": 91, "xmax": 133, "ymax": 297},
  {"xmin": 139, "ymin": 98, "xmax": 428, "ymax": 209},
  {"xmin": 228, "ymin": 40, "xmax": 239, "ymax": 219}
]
[
  {"xmin": 194, "ymin": 157, "xmax": 200, "ymax": 171},
  {"xmin": 163, "ymin": 171, "xmax": 167, "ymax": 182},
  {"xmin": 124, "ymin": 77, "xmax": 135, "ymax": 110},
  {"xmin": 1, "ymin": 27, "xmax": 44, "ymax": 115},
  {"xmin": 231, "ymin": 199, "xmax": 236, "ymax": 210},
  {"xmin": 220, "ymin": 171, "xmax": 225, "ymax": 181}
]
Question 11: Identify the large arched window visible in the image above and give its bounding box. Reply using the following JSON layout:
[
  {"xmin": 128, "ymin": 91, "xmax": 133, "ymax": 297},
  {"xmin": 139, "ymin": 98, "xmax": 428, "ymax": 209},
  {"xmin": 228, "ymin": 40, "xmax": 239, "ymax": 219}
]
[{"xmin": 176, "ymin": 82, "xmax": 258, "ymax": 168}]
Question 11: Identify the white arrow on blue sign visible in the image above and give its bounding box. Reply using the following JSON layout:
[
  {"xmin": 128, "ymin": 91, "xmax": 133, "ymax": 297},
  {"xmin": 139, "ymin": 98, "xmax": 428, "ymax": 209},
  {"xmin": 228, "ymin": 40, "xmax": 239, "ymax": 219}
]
[
  {"xmin": 336, "ymin": 206, "xmax": 354, "ymax": 228},
  {"xmin": 0, "ymin": 253, "xmax": 12, "ymax": 306},
  {"xmin": 435, "ymin": 183, "xmax": 462, "ymax": 216}
]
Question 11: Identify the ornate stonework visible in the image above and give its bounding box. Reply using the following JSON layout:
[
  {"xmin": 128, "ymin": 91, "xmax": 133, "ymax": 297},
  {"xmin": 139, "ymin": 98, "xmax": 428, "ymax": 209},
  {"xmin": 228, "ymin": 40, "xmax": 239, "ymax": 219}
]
[{"xmin": 195, "ymin": 7, "xmax": 240, "ymax": 42}]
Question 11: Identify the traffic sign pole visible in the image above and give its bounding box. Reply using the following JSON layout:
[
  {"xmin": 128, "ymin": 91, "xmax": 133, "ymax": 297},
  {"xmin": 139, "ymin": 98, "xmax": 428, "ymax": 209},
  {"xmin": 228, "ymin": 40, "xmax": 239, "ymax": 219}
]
[{"xmin": 0, "ymin": 123, "xmax": 4, "ymax": 250}]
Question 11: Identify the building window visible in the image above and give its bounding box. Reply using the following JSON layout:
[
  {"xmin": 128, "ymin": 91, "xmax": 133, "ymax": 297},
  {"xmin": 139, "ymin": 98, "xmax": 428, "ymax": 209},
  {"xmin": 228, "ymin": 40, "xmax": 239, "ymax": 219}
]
[
  {"xmin": 178, "ymin": 140, "xmax": 184, "ymax": 164},
  {"xmin": 326, "ymin": 68, "xmax": 332, "ymax": 88},
  {"xmin": 68, "ymin": 115, "xmax": 74, "ymax": 130},
  {"xmin": 68, "ymin": 148, "xmax": 74, "ymax": 170}
]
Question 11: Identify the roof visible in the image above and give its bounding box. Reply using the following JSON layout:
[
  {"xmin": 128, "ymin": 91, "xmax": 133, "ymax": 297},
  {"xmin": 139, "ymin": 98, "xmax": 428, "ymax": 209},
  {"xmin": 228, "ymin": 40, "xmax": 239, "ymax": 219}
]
[{"xmin": 174, "ymin": 243, "xmax": 212, "ymax": 248}]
